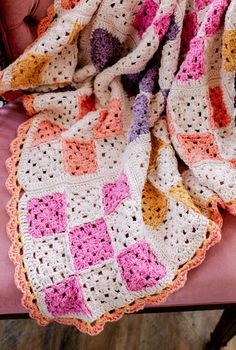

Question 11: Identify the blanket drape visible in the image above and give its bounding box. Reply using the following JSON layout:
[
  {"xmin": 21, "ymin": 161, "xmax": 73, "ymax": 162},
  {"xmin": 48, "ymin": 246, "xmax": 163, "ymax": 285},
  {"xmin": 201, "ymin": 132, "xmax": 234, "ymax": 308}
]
[{"xmin": 0, "ymin": 0, "xmax": 236, "ymax": 335}]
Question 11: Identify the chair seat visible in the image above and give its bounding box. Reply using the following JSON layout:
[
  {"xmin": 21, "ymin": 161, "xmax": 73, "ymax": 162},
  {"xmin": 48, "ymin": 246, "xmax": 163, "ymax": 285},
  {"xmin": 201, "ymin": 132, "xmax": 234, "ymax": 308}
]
[{"xmin": 1, "ymin": 101, "xmax": 236, "ymax": 315}]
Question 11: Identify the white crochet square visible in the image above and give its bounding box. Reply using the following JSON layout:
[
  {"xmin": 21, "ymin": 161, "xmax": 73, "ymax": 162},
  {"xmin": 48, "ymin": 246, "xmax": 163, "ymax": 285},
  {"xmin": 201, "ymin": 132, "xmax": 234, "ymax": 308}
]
[
  {"xmin": 152, "ymin": 116, "xmax": 171, "ymax": 144},
  {"xmin": 105, "ymin": 197, "xmax": 143, "ymax": 253},
  {"xmin": 41, "ymin": 44, "xmax": 77, "ymax": 86},
  {"xmin": 205, "ymin": 32, "xmax": 223, "ymax": 80},
  {"xmin": 214, "ymin": 127, "xmax": 236, "ymax": 160},
  {"xmin": 95, "ymin": 135, "xmax": 127, "ymax": 173},
  {"xmin": 168, "ymin": 86, "xmax": 211, "ymax": 134},
  {"xmin": 23, "ymin": 233, "xmax": 74, "ymax": 292},
  {"xmin": 34, "ymin": 15, "xmax": 77, "ymax": 55},
  {"xmin": 93, "ymin": 0, "xmax": 140, "ymax": 42},
  {"xmin": 18, "ymin": 140, "xmax": 64, "ymax": 190},
  {"xmin": 123, "ymin": 134, "xmax": 151, "ymax": 194},
  {"xmin": 78, "ymin": 259, "xmax": 132, "ymax": 322},
  {"xmin": 149, "ymin": 197, "xmax": 208, "ymax": 266},
  {"xmin": 66, "ymin": 183, "xmax": 103, "ymax": 228},
  {"xmin": 34, "ymin": 92, "xmax": 80, "ymax": 127},
  {"xmin": 148, "ymin": 146, "xmax": 181, "ymax": 193},
  {"xmin": 192, "ymin": 160, "xmax": 236, "ymax": 202},
  {"xmin": 182, "ymin": 170, "xmax": 217, "ymax": 206}
]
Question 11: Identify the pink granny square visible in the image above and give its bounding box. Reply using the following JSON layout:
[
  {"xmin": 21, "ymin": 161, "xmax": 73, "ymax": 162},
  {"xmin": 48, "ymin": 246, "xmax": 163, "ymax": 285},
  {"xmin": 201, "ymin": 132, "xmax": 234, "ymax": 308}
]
[
  {"xmin": 117, "ymin": 240, "xmax": 166, "ymax": 291},
  {"xmin": 44, "ymin": 276, "xmax": 90, "ymax": 316},
  {"xmin": 27, "ymin": 192, "xmax": 67, "ymax": 238},
  {"xmin": 132, "ymin": 0, "xmax": 159, "ymax": 38},
  {"xmin": 69, "ymin": 218, "xmax": 114, "ymax": 270},
  {"xmin": 177, "ymin": 37, "xmax": 205, "ymax": 82},
  {"xmin": 195, "ymin": 0, "xmax": 213, "ymax": 11}
]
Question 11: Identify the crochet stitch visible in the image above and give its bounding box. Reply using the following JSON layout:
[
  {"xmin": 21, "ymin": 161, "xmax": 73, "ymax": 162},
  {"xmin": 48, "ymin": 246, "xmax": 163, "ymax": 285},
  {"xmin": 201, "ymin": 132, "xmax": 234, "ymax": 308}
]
[{"xmin": 1, "ymin": 0, "xmax": 236, "ymax": 335}]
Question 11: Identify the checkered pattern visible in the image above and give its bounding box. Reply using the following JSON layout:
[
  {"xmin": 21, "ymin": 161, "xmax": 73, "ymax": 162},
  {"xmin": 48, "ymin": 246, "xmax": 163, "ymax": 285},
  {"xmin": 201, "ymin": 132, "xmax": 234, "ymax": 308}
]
[
  {"xmin": 1, "ymin": 0, "xmax": 235, "ymax": 335},
  {"xmin": 21, "ymin": 175, "xmax": 168, "ymax": 321},
  {"xmin": 19, "ymin": 118, "xmax": 212, "ymax": 321}
]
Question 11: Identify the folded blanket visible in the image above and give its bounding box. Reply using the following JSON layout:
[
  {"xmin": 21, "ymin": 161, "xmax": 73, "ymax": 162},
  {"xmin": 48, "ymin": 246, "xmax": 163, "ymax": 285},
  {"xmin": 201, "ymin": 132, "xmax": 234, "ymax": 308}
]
[{"xmin": 0, "ymin": 0, "xmax": 236, "ymax": 335}]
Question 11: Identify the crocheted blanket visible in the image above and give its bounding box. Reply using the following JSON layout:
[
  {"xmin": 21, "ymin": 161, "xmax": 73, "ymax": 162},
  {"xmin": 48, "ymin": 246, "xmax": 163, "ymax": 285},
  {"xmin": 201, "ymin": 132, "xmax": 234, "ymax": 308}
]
[{"xmin": 0, "ymin": 0, "xmax": 236, "ymax": 335}]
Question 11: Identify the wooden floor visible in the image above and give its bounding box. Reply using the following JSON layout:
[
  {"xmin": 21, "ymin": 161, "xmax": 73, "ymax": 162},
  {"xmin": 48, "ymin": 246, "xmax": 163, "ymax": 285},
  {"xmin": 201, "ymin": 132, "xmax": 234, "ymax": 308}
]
[{"xmin": 0, "ymin": 311, "xmax": 236, "ymax": 350}]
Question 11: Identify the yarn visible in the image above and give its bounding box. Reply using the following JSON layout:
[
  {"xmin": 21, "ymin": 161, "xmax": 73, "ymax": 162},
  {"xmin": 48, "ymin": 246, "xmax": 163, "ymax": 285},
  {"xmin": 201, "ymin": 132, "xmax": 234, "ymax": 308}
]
[{"xmin": 1, "ymin": 0, "xmax": 236, "ymax": 336}]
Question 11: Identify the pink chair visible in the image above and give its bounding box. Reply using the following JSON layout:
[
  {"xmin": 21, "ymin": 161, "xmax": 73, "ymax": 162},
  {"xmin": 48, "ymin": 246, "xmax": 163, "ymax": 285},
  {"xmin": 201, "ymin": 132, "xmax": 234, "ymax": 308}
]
[
  {"xmin": 0, "ymin": 0, "xmax": 52, "ymax": 61},
  {"xmin": 0, "ymin": 1, "xmax": 236, "ymax": 348}
]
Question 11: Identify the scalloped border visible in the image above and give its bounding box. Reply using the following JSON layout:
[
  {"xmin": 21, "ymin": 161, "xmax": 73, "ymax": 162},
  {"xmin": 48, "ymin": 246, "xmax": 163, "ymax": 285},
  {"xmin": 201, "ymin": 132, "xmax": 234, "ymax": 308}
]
[
  {"xmin": 4, "ymin": 0, "xmax": 228, "ymax": 335},
  {"xmin": 37, "ymin": 4, "xmax": 56, "ymax": 38},
  {"xmin": 5, "ymin": 115, "xmax": 223, "ymax": 335}
]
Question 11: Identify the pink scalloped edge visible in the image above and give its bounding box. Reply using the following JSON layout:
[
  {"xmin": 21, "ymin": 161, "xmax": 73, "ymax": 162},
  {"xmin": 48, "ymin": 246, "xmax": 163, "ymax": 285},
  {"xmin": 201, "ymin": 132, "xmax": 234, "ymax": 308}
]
[
  {"xmin": 5, "ymin": 115, "xmax": 226, "ymax": 335},
  {"xmin": 21, "ymin": 95, "xmax": 36, "ymax": 117},
  {"xmin": 4, "ymin": 0, "xmax": 236, "ymax": 334},
  {"xmin": 19, "ymin": 2, "xmax": 55, "ymax": 53},
  {"xmin": 23, "ymin": 3, "xmax": 55, "ymax": 54},
  {"xmin": 37, "ymin": 3, "xmax": 56, "ymax": 38}
]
